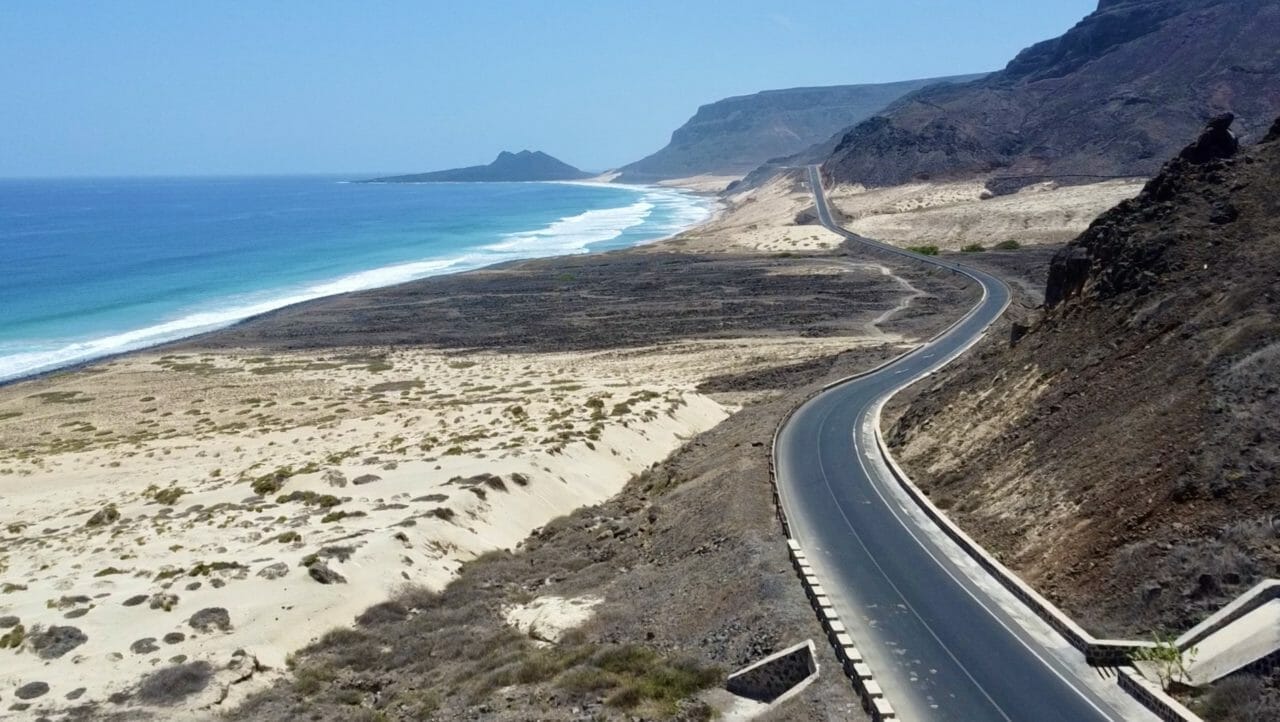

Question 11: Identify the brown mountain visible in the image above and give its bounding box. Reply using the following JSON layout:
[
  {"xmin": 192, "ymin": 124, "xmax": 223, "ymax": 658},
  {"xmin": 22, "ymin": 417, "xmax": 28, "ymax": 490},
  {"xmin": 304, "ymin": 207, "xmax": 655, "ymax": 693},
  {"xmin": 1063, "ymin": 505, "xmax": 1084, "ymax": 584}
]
[
  {"xmin": 885, "ymin": 113, "xmax": 1280, "ymax": 662},
  {"xmin": 616, "ymin": 75, "xmax": 984, "ymax": 183},
  {"xmin": 821, "ymin": 0, "xmax": 1280, "ymax": 189}
]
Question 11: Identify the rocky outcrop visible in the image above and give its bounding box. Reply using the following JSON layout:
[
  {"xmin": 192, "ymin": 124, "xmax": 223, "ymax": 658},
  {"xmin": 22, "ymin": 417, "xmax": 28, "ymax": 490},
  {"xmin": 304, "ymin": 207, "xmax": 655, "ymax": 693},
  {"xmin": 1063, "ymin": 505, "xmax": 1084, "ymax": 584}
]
[
  {"xmin": 1177, "ymin": 113, "xmax": 1240, "ymax": 164},
  {"xmin": 1043, "ymin": 247, "xmax": 1091, "ymax": 307},
  {"xmin": 1045, "ymin": 113, "xmax": 1242, "ymax": 307},
  {"xmin": 1261, "ymin": 115, "xmax": 1280, "ymax": 144},
  {"xmin": 821, "ymin": 0, "xmax": 1280, "ymax": 188}
]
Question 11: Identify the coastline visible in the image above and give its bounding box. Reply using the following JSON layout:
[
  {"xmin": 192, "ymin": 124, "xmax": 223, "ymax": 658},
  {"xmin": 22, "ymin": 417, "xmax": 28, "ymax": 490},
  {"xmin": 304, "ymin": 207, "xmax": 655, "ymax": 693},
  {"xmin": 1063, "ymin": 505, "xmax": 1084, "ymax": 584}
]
[
  {"xmin": 0, "ymin": 179, "xmax": 716, "ymax": 387},
  {"xmin": 0, "ymin": 169, "xmax": 947, "ymax": 718}
]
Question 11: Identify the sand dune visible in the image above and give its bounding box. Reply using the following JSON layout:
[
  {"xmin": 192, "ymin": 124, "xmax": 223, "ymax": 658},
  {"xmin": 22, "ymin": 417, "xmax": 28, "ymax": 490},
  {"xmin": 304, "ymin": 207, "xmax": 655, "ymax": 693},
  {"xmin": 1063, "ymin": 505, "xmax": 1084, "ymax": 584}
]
[
  {"xmin": 828, "ymin": 178, "xmax": 1144, "ymax": 250},
  {"xmin": 665, "ymin": 174, "xmax": 846, "ymax": 254},
  {"xmin": 0, "ymin": 333, "xmax": 879, "ymax": 717}
]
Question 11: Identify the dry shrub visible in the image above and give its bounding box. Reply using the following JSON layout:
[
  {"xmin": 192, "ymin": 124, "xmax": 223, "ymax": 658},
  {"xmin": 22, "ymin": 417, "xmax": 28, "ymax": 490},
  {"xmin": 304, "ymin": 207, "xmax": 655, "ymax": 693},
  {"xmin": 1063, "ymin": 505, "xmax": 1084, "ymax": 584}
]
[{"xmin": 136, "ymin": 661, "xmax": 213, "ymax": 705}]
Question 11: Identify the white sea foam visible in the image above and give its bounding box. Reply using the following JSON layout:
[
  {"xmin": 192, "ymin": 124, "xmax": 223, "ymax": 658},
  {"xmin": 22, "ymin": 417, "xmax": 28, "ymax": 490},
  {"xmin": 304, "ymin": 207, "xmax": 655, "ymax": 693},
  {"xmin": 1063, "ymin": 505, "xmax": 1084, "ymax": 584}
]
[{"xmin": 0, "ymin": 186, "xmax": 710, "ymax": 384}]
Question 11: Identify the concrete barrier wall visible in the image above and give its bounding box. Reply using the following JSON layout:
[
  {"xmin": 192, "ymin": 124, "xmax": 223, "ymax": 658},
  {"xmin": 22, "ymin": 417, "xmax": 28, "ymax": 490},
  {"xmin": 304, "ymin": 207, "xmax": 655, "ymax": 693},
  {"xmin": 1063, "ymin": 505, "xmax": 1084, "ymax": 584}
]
[
  {"xmin": 772, "ymin": 390, "xmax": 901, "ymax": 719},
  {"xmin": 869, "ymin": 412, "xmax": 1154, "ymax": 666},
  {"xmin": 870, "ymin": 408, "xmax": 1215, "ymax": 721},
  {"xmin": 1117, "ymin": 667, "xmax": 1202, "ymax": 722},
  {"xmin": 726, "ymin": 639, "xmax": 818, "ymax": 704},
  {"xmin": 1177, "ymin": 580, "xmax": 1280, "ymax": 650},
  {"xmin": 787, "ymin": 539, "xmax": 897, "ymax": 721}
]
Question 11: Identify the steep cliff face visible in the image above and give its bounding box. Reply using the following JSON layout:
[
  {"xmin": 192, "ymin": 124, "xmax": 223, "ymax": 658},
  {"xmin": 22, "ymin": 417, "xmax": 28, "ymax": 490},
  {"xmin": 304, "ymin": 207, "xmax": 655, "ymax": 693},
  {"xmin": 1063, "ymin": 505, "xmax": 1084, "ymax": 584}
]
[
  {"xmin": 885, "ymin": 116, "xmax": 1280, "ymax": 639},
  {"xmin": 822, "ymin": 0, "xmax": 1280, "ymax": 188},
  {"xmin": 616, "ymin": 75, "xmax": 983, "ymax": 182}
]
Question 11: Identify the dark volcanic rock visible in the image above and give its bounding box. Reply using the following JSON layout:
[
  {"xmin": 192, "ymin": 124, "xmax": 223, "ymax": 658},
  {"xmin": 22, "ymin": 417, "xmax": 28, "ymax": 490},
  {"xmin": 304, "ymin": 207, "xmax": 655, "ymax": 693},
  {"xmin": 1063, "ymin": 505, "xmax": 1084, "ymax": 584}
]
[
  {"xmin": 822, "ymin": 0, "xmax": 1280, "ymax": 188},
  {"xmin": 1047, "ymin": 114, "xmax": 1243, "ymax": 307},
  {"xmin": 1177, "ymin": 113, "xmax": 1239, "ymax": 163},
  {"xmin": 1265, "ymin": 116, "xmax": 1280, "ymax": 144},
  {"xmin": 1045, "ymin": 247, "xmax": 1091, "ymax": 308},
  {"xmin": 176, "ymin": 251, "xmax": 912, "ymax": 355}
]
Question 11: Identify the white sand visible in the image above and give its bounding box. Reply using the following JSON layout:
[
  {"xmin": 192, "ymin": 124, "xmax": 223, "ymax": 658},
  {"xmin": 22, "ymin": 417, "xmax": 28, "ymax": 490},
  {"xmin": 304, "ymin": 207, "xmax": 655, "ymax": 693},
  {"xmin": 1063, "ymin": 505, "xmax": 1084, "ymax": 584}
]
[
  {"xmin": 0, "ymin": 347, "xmax": 728, "ymax": 715},
  {"xmin": 0, "ymin": 332, "xmax": 883, "ymax": 717},
  {"xmin": 655, "ymin": 174, "xmax": 742, "ymax": 194},
  {"xmin": 664, "ymin": 174, "xmax": 845, "ymax": 254},
  {"xmin": 504, "ymin": 595, "xmax": 603, "ymax": 646},
  {"xmin": 827, "ymin": 178, "xmax": 1145, "ymax": 250}
]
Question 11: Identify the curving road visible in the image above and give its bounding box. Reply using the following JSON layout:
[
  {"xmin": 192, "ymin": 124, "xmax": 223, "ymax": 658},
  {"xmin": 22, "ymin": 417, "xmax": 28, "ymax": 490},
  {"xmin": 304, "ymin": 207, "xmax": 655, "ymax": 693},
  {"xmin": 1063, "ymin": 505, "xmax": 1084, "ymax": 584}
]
[{"xmin": 775, "ymin": 166, "xmax": 1140, "ymax": 720}]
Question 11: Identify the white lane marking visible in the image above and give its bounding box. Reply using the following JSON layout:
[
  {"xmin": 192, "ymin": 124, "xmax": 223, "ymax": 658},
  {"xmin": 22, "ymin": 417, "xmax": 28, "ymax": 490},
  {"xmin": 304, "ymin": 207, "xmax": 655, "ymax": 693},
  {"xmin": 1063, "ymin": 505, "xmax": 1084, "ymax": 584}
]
[
  {"xmin": 810, "ymin": 410, "xmax": 1015, "ymax": 722},
  {"xmin": 850, "ymin": 421, "xmax": 1122, "ymax": 722},
  {"xmin": 792, "ymin": 167, "xmax": 1103, "ymax": 717}
]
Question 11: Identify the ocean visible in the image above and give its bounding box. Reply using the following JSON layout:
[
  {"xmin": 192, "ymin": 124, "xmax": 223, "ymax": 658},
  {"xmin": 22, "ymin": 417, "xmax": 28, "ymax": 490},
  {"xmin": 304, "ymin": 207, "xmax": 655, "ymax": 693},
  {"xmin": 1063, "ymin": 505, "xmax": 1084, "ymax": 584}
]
[{"xmin": 0, "ymin": 176, "xmax": 710, "ymax": 383}]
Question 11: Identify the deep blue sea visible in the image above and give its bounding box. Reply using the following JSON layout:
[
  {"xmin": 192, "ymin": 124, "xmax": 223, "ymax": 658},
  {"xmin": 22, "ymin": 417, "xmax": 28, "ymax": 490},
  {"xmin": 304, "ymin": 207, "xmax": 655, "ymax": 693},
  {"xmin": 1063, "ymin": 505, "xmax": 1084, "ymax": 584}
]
[{"xmin": 0, "ymin": 177, "xmax": 709, "ymax": 382}]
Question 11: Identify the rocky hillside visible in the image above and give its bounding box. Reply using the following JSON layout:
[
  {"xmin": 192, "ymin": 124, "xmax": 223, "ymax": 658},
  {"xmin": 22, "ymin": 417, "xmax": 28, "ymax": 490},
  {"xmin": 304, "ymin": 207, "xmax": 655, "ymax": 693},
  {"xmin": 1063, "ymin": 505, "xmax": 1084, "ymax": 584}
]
[
  {"xmin": 885, "ymin": 115, "xmax": 1280, "ymax": 644},
  {"xmin": 365, "ymin": 150, "xmax": 591, "ymax": 183},
  {"xmin": 617, "ymin": 75, "xmax": 982, "ymax": 182},
  {"xmin": 822, "ymin": 0, "xmax": 1280, "ymax": 189}
]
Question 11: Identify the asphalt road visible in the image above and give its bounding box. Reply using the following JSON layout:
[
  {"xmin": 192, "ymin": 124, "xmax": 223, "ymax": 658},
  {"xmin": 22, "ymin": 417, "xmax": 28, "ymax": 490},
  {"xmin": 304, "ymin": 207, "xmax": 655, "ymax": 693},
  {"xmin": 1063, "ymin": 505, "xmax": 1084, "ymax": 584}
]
[{"xmin": 774, "ymin": 166, "xmax": 1131, "ymax": 720}]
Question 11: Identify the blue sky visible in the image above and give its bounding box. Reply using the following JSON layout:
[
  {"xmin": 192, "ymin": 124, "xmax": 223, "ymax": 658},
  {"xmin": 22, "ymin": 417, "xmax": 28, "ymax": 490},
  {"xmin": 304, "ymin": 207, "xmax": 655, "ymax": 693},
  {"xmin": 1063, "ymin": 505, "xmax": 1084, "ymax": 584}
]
[{"xmin": 0, "ymin": 1, "xmax": 1098, "ymax": 177}]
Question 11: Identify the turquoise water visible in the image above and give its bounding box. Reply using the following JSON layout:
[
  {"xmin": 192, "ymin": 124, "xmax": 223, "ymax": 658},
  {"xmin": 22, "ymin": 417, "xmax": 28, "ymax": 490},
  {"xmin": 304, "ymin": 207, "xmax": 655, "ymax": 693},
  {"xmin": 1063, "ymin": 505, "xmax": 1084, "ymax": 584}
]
[{"xmin": 0, "ymin": 177, "xmax": 709, "ymax": 382}]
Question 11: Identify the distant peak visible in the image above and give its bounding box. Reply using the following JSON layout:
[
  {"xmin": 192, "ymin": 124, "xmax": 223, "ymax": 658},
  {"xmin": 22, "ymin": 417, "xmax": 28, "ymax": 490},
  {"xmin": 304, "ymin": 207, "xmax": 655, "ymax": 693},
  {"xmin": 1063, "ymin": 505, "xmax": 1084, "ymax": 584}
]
[
  {"xmin": 366, "ymin": 149, "xmax": 590, "ymax": 183},
  {"xmin": 496, "ymin": 149, "xmax": 545, "ymax": 161}
]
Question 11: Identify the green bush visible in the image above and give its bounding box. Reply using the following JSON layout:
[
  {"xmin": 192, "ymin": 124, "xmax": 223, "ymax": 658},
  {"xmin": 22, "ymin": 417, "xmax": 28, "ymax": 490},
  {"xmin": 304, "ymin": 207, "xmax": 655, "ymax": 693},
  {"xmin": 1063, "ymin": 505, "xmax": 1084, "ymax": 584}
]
[
  {"xmin": 960, "ymin": 243, "xmax": 986, "ymax": 253},
  {"xmin": 321, "ymin": 510, "xmax": 366, "ymax": 524},
  {"xmin": 152, "ymin": 486, "xmax": 186, "ymax": 506},
  {"xmin": 251, "ymin": 466, "xmax": 295, "ymax": 495},
  {"xmin": 557, "ymin": 666, "xmax": 618, "ymax": 695},
  {"xmin": 293, "ymin": 663, "xmax": 336, "ymax": 696},
  {"xmin": 994, "ymin": 239, "xmax": 1022, "ymax": 250},
  {"xmin": 907, "ymin": 245, "xmax": 940, "ymax": 256},
  {"xmin": 0, "ymin": 624, "xmax": 24, "ymax": 649},
  {"xmin": 136, "ymin": 661, "xmax": 214, "ymax": 705}
]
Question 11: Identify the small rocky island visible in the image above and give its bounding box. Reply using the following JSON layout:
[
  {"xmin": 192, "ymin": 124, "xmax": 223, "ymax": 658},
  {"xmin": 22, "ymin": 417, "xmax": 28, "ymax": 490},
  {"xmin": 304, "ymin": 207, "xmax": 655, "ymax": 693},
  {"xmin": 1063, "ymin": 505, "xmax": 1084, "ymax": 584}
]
[{"xmin": 364, "ymin": 150, "xmax": 592, "ymax": 182}]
